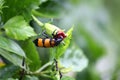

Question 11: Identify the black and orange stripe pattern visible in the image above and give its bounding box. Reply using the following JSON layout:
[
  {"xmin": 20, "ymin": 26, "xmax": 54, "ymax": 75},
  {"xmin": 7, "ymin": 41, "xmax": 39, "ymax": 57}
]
[{"xmin": 34, "ymin": 38, "xmax": 63, "ymax": 48}]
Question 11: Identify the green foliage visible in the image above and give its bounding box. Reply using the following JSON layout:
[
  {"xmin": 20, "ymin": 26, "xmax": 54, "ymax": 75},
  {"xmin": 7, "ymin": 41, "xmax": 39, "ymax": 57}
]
[
  {"xmin": 0, "ymin": 65, "xmax": 19, "ymax": 79},
  {"xmin": 7, "ymin": 78, "xmax": 18, "ymax": 80},
  {"xmin": 32, "ymin": 0, "xmax": 65, "ymax": 18},
  {"xmin": 20, "ymin": 39, "xmax": 41, "ymax": 71},
  {"xmin": 0, "ymin": 48, "xmax": 23, "ymax": 68},
  {"xmin": 0, "ymin": 36, "xmax": 25, "ymax": 57},
  {"xmin": 60, "ymin": 45, "xmax": 88, "ymax": 72},
  {"xmin": 61, "ymin": 76, "xmax": 75, "ymax": 80},
  {"xmin": 50, "ymin": 27, "xmax": 73, "ymax": 59},
  {"xmin": 2, "ymin": 0, "xmax": 40, "ymax": 22},
  {"xmin": 24, "ymin": 75, "xmax": 39, "ymax": 80},
  {"xmin": 0, "ymin": 0, "xmax": 91, "ymax": 80},
  {"xmin": 32, "ymin": 15, "xmax": 65, "ymax": 37},
  {"xmin": 3, "ymin": 16, "xmax": 36, "ymax": 40},
  {"xmin": 0, "ymin": 0, "xmax": 6, "ymax": 14}
]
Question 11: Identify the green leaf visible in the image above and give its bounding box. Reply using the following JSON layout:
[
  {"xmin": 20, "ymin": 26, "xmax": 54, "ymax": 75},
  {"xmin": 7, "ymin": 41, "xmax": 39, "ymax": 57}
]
[
  {"xmin": 4, "ymin": 16, "xmax": 36, "ymax": 40},
  {"xmin": 2, "ymin": 0, "xmax": 40, "ymax": 22},
  {"xmin": 0, "ymin": 48, "xmax": 23, "ymax": 68},
  {"xmin": 0, "ymin": 36, "xmax": 25, "ymax": 57},
  {"xmin": 20, "ymin": 39, "xmax": 41, "ymax": 71},
  {"xmin": 60, "ymin": 45, "xmax": 88, "ymax": 72},
  {"xmin": 0, "ymin": 65, "xmax": 19, "ymax": 79},
  {"xmin": 50, "ymin": 27, "xmax": 73, "ymax": 59},
  {"xmin": 32, "ymin": 0, "xmax": 65, "ymax": 18},
  {"xmin": 0, "ymin": 0, "xmax": 6, "ymax": 14},
  {"xmin": 61, "ymin": 76, "xmax": 75, "ymax": 80}
]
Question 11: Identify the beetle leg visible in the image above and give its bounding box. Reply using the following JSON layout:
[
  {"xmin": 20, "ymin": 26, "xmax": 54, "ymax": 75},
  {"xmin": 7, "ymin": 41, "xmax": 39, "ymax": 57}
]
[
  {"xmin": 55, "ymin": 37, "xmax": 63, "ymax": 46},
  {"xmin": 41, "ymin": 30, "xmax": 49, "ymax": 38}
]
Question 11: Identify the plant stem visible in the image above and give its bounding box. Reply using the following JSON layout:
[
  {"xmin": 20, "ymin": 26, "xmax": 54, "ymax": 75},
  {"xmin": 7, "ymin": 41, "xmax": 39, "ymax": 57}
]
[
  {"xmin": 31, "ymin": 14, "xmax": 44, "ymax": 27},
  {"xmin": 35, "ymin": 61, "xmax": 53, "ymax": 73}
]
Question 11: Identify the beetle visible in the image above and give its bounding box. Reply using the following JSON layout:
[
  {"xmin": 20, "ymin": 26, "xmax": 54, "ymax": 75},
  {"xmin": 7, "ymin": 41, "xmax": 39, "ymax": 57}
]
[{"xmin": 33, "ymin": 37, "xmax": 63, "ymax": 48}]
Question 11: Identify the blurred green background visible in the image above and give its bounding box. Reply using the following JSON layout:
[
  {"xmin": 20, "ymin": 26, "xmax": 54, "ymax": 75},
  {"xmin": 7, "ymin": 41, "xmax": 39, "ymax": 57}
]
[
  {"xmin": 0, "ymin": 0, "xmax": 120, "ymax": 80},
  {"xmin": 51, "ymin": 0, "xmax": 120, "ymax": 80}
]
